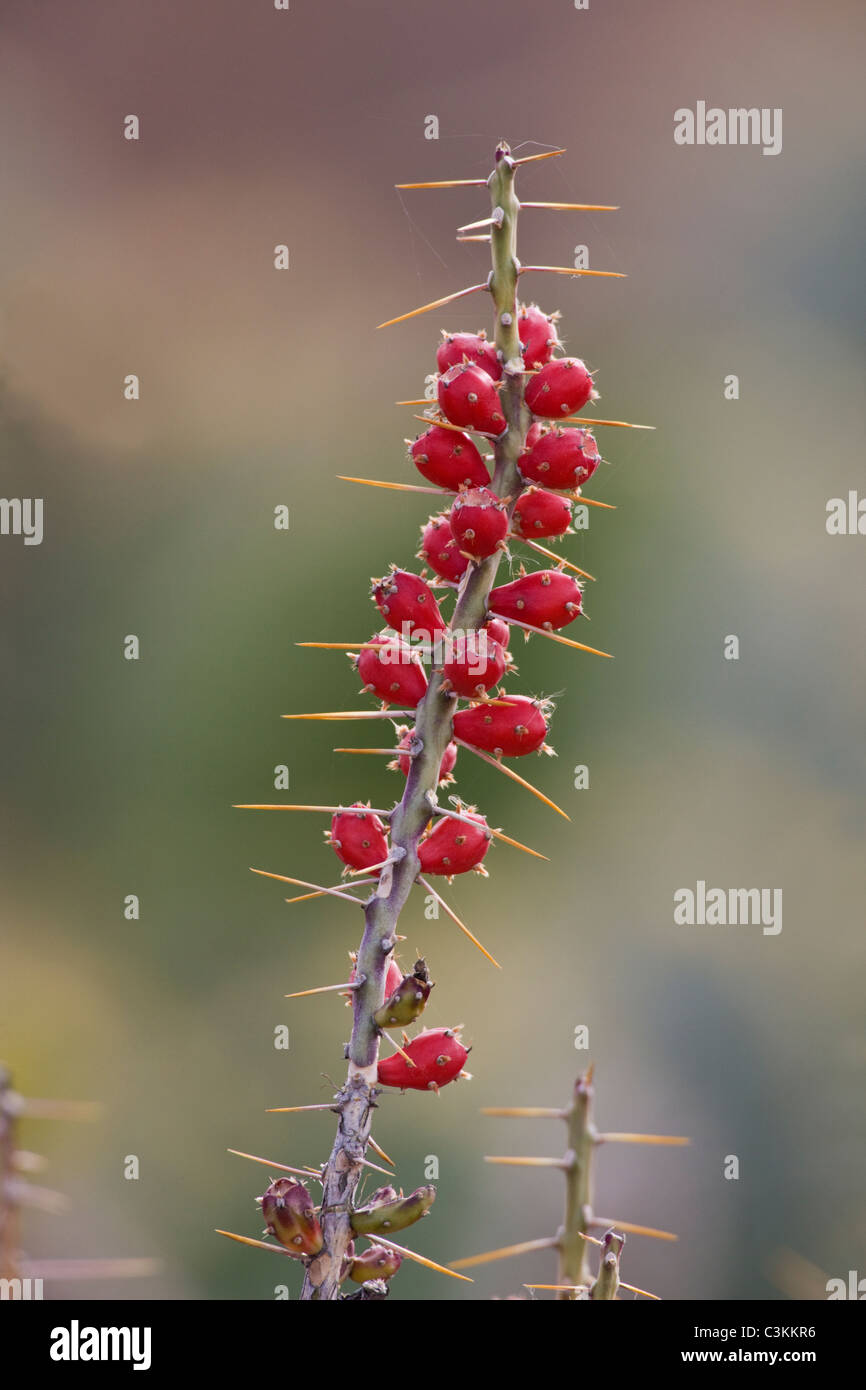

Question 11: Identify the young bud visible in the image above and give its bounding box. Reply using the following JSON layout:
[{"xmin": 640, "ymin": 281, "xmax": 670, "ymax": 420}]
[
  {"xmin": 260, "ymin": 1178, "xmax": 323, "ymax": 1258},
  {"xmin": 374, "ymin": 958, "xmax": 434, "ymax": 1028},
  {"xmin": 350, "ymin": 1184, "xmax": 437, "ymax": 1236},
  {"xmin": 347, "ymin": 1244, "xmax": 403, "ymax": 1283}
]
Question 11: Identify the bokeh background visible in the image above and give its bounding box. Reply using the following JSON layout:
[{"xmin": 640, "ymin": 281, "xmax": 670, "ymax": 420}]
[{"xmin": 1, "ymin": 0, "xmax": 864, "ymax": 1301}]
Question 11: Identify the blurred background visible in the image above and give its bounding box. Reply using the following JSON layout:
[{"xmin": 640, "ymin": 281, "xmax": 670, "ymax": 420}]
[{"xmin": 1, "ymin": 0, "xmax": 864, "ymax": 1301}]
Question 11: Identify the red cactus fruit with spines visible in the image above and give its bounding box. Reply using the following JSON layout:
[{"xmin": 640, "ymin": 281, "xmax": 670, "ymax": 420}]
[
  {"xmin": 437, "ymin": 362, "xmax": 506, "ymax": 436},
  {"xmin": 372, "ymin": 567, "xmax": 447, "ymax": 635},
  {"xmin": 328, "ymin": 803, "xmax": 390, "ymax": 872},
  {"xmin": 443, "ymin": 634, "xmax": 508, "ymax": 697},
  {"xmin": 489, "ymin": 569, "xmax": 583, "ymax": 629},
  {"xmin": 436, "ymin": 330, "xmax": 502, "ymax": 381},
  {"xmin": 512, "ymin": 488, "xmax": 573, "ymax": 539},
  {"xmin": 449, "ymin": 487, "xmax": 509, "ymax": 560},
  {"xmin": 418, "ymin": 810, "xmax": 492, "ymax": 876},
  {"xmin": 518, "ymin": 302, "xmax": 561, "ymax": 368},
  {"xmin": 520, "ymin": 426, "xmax": 600, "ymax": 490},
  {"xmin": 418, "ymin": 514, "xmax": 470, "ymax": 583},
  {"xmin": 453, "ymin": 694, "xmax": 550, "ymax": 757},
  {"xmin": 377, "ymin": 1027, "xmax": 469, "ymax": 1092},
  {"xmin": 525, "ymin": 357, "xmax": 596, "ymax": 418},
  {"xmin": 409, "ymin": 425, "xmax": 489, "ymax": 491},
  {"xmin": 355, "ymin": 634, "xmax": 428, "ymax": 707}
]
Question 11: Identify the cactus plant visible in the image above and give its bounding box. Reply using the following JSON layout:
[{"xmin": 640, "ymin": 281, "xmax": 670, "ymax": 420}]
[
  {"xmin": 223, "ymin": 142, "xmax": 657, "ymax": 1300},
  {"xmin": 452, "ymin": 1067, "xmax": 689, "ymax": 1299}
]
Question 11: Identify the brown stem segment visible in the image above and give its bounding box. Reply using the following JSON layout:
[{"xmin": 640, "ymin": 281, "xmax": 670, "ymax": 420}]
[{"xmin": 300, "ymin": 143, "xmax": 530, "ymax": 1299}]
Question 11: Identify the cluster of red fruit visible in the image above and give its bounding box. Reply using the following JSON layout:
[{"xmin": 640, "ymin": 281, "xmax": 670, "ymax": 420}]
[{"xmin": 322, "ymin": 302, "xmax": 601, "ymax": 1100}]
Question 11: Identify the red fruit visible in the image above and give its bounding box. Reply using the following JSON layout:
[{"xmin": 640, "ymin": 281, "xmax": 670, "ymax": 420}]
[
  {"xmin": 449, "ymin": 487, "xmax": 508, "ymax": 560},
  {"xmin": 373, "ymin": 568, "xmax": 446, "ymax": 637},
  {"xmin": 525, "ymin": 357, "xmax": 595, "ymax": 418},
  {"xmin": 483, "ymin": 617, "xmax": 511, "ymax": 648},
  {"xmin": 356, "ymin": 634, "xmax": 428, "ymax": 708},
  {"xmin": 419, "ymin": 514, "xmax": 470, "ymax": 584},
  {"xmin": 520, "ymin": 426, "xmax": 600, "ymax": 490},
  {"xmin": 329, "ymin": 803, "xmax": 389, "ymax": 871},
  {"xmin": 489, "ymin": 569, "xmax": 583, "ymax": 629},
  {"xmin": 351, "ymin": 955, "xmax": 404, "ymax": 996},
  {"xmin": 443, "ymin": 633, "xmax": 507, "ymax": 697},
  {"xmin": 518, "ymin": 302, "xmax": 561, "ymax": 368},
  {"xmin": 524, "ymin": 421, "xmax": 545, "ymax": 451},
  {"xmin": 453, "ymin": 694, "xmax": 550, "ymax": 757},
  {"xmin": 437, "ymin": 362, "xmax": 506, "ymax": 436},
  {"xmin": 408, "ymin": 425, "xmax": 489, "ymax": 491},
  {"xmin": 436, "ymin": 331, "xmax": 502, "ymax": 382},
  {"xmin": 377, "ymin": 1027, "xmax": 469, "ymax": 1092},
  {"xmin": 393, "ymin": 726, "xmax": 458, "ymax": 785},
  {"xmin": 512, "ymin": 488, "xmax": 572, "ymax": 539},
  {"xmin": 418, "ymin": 810, "xmax": 491, "ymax": 876}
]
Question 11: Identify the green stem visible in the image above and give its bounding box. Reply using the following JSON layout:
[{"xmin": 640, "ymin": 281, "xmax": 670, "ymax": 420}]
[
  {"xmin": 300, "ymin": 143, "xmax": 530, "ymax": 1300},
  {"xmin": 556, "ymin": 1069, "xmax": 597, "ymax": 1298}
]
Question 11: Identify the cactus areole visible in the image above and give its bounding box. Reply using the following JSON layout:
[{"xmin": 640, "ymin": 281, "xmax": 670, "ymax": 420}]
[{"xmin": 230, "ymin": 142, "xmax": 637, "ymax": 1300}]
